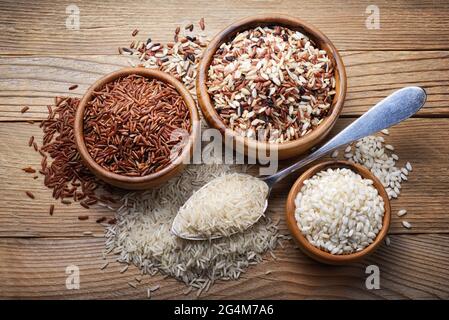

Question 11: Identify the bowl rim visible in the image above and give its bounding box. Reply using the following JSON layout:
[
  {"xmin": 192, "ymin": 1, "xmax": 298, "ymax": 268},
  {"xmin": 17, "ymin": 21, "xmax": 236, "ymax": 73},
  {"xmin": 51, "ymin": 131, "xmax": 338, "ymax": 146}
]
[
  {"xmin": 74, "ymin": 67, "xmax": 200, "ymax": 185},
  {"xmin": 285, "ymin": 160, "xmax": 391, "ymax": 264},
  {"xmin": 196, "ymin": 14, "xmax": 347, "ymax": 154}
]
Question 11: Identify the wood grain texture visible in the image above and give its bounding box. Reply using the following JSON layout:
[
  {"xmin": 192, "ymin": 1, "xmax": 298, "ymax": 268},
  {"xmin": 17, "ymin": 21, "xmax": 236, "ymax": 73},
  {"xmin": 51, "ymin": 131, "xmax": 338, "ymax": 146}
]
[
  {"xmin": 1, "ymin": 0, "xmax": 449, "ymax": 54},
  {"xmin": 1, "ymin": 51, "xmax": 449, "ymax": 121},
  {"xmin": 0, "ymin": 118, "xmax": 448, "ymax": 237},
  {"xmin": 0, "ymin": 234, "xmax": 448, "ymax": 299},
  {"xmin": 1, "ymin": 0, "xmax": 449, "ymax": 300}
]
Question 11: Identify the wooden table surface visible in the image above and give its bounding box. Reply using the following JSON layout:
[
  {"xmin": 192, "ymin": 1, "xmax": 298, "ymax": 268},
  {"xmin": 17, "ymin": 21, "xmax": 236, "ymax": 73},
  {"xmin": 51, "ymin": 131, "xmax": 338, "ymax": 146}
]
[{"xmin": 1, "ymin": 0, "xmax": 449, "ymax": 299}]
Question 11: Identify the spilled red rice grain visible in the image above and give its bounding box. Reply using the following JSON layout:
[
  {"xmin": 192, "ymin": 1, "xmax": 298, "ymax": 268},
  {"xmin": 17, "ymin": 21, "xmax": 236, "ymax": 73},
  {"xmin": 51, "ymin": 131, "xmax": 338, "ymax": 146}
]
[
  {"xmin": 96, "ymin": 216, "xmax": 107, "ymax": 223},
  {"xmin": 25, "ymin": 191, "xmax": 35, "ymax": 199},
  {"xmin": 38, "ymin": 97, "xmax": 102, "ymax": 203},
  {"xmin": 22, "ymin": 167, "xmax": 36, "ymax": 173},
  {"xmin": 21, "ymin": 106, "xmax": 29, "ymax": 113},
  {"xmin": 80, "ymin": 201, "xmax": 90, "ymax": 209}
]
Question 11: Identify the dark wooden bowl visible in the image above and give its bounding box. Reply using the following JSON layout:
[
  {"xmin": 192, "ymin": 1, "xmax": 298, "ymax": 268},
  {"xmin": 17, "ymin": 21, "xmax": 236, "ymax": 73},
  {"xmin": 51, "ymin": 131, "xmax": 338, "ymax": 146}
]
[
  {"xmin": 197, "ymin": 14, "xmax": 347, "ymax": 160},
  {"xmin": 74, "ymin": 67, "xmax": 200, "ymax": 190},
  {"xmin": 285, "ymin": 161, "xmax": 391, "ymax": 265}
]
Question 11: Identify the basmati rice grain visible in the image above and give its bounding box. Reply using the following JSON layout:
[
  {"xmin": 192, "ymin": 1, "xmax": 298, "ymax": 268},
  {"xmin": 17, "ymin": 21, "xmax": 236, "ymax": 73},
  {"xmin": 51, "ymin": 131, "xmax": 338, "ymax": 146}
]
[
  {"xmin": 397, "ymin": 209, "xmax": 407, "ymax": 217},
  {"xmin": 120, "ymin": 265, "xmax": 129, "ymax": 273},
  {"xmin": 331, "ymin": 150, "xmax": 339, "ymax": 158},
  {"xmin": 402, "ymin": 220, "xmax": 412, "ymax": 229},
  {"xmin": 174, "ymin": 173, "xmax": 269, "ymax": 238},
  {"xmin": 149, "ymin": 285, "xmax": 160, "ymax": 292}
]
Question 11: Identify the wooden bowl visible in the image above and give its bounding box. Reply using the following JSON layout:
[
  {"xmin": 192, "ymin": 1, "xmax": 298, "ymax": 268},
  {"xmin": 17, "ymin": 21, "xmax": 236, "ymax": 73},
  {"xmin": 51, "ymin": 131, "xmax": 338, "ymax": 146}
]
[
  {"xmin": 197, "ymin": 14, "xmax": 347, "ymax": 160},
  {"xmin": 74, "ymin": 67, "xmax": 200, "ymax": 190},
  {"xmin": 285, "ymin": 161, "xmax": 391, "ymax": 265}
]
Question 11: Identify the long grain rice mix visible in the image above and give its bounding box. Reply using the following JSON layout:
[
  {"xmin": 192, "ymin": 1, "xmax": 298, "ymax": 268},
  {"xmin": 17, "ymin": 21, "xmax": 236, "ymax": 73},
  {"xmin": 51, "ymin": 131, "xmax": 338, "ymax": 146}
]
[
  {"xmin": 207, "ymin": 26, "xmax": 336, "ymax": 143},
  {"xmin": 118, "ymin": 21, "xmax": 208, "ymax": 99}
]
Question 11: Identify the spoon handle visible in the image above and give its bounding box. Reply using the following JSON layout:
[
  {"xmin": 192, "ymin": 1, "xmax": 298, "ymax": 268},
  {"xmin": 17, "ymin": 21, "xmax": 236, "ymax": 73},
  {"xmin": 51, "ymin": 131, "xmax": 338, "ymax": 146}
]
[{"xmin": 263, "ymin": 86, "xmax": 427, "ymax": 187}]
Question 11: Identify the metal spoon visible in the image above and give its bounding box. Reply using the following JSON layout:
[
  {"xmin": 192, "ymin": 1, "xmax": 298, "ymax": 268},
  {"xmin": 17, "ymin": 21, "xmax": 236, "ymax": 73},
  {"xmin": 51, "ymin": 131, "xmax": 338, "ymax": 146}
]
[{"xmin": 172, "ymin": 86, "xmax": 427, "ymax": 241}]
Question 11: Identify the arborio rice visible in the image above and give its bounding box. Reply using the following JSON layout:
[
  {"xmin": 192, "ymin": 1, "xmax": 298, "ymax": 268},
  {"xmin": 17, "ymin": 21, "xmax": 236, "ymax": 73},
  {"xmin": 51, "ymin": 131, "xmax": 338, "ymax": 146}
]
[
  {"xmin": 105, "ymin": 163, "xmax": 284, "ymax": 296},
  {"xmin": 294, "ymin": 168, "xmax": 385, "ymax": 254}
]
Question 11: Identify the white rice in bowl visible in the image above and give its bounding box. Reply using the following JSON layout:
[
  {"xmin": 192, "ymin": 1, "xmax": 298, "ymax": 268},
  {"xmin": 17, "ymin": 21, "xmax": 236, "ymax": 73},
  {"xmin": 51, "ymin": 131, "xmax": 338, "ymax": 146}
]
[{"xmin": 294, "ymin": 167, "xmax": 385, "ymax": 255}]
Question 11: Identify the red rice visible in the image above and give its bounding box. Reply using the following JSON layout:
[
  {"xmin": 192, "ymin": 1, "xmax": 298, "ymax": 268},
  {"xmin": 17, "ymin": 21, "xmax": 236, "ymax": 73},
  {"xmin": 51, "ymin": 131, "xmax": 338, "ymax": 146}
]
[{"xmin": 83, "ymin": 75, "xmax": 190, "ymax": 177}]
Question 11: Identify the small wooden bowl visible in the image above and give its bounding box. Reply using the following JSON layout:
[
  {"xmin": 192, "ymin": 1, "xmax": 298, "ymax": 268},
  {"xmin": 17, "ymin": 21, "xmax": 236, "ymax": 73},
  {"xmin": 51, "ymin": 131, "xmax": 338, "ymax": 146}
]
[
  {"xmin": 74, "ymin": 68, "xmax": 200, "ymax": 190},
  {"xmin": 286, "ymin": 161, "xmax": 391, "ymax": 265},
  {"xmin": 197, "ymin": 14, "xmax": 347, "ymax": 160}
]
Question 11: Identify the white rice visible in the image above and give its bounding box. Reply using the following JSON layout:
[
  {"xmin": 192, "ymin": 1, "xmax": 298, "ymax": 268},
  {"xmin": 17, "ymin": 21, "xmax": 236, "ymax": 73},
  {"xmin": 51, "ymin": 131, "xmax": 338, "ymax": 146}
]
[
  {"xmin": 402, "ymin": 220, "xmax": 412, "ymax": 229},
  {"xmin": 294, "ymin": 168, "xmax": 385, "ymax": 254},
  {"xmin": 175, "ymin": 173, "xmax": 269, "ymax": 238},
  {"xmin": 345, "ymin": 135, "xmax": 412, "ymax": 200}
]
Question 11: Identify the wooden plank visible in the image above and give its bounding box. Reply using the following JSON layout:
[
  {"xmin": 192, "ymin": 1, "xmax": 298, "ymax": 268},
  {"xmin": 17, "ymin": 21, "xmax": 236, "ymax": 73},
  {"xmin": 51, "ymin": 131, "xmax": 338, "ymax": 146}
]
[
  {"xmin": 0, "ymin": 118, "xmax": 448, "ymax": 237},
  {"xmin": 0, "ymin": 234, "xmax": 448, "ymax": 299},
  {"xmin": 1, "ymin": 0, "xmax": 449, "ymax": 54},
  {"xmin": 1, "ymin": 51, "xmax": 449, "ymax": 121}
]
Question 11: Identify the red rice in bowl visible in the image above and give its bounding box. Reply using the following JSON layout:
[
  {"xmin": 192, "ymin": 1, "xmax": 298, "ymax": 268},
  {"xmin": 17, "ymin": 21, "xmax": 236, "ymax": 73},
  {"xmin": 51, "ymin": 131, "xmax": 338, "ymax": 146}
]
[{"xmin": 83, "ymin": 74, "xmax": 191, "ymax": 177}]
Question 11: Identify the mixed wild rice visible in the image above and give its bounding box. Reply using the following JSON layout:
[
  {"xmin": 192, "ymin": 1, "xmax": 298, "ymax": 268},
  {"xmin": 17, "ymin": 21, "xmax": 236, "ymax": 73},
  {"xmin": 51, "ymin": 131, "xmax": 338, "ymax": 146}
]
[
  {"xmin": 118, "ymin": 21, "xmax": 208, "ymax": 98},
  {"xmin": 207, "ymin": 26, "xmax": 336, "ymax": 143},
  {"xmin": 83, "ymin": 75, "xmax": 191, "ymax": 176}
]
